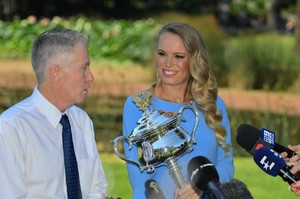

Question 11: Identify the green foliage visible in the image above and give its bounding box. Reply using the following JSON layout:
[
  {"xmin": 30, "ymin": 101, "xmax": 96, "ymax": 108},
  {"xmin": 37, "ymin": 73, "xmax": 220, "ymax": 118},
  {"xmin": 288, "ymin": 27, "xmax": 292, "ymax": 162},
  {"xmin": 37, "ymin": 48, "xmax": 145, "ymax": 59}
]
[
  {"xmin": 0, "ymin": 87, "xmax": 32, "ymax": 110},
  {"xmin": 1, "ymin": 15, "xmax": 300, "ymax": 92},
  {"xmin": 229, "ymin": 0, "xmax": 270, "ymax": 16},
  {"xmin": 79, "ymin": 94, "xmax": 125, "ymax": 144},
  {"xmin": 84, "ymin": 18, "xmax": 160, "ymax": 63},
  {"xmin": 226, "ymin": 33, "xmax": 300, "ymax": 92},
  {"xmin": 0, "ymin": 16, "xmax": 160, "ymax": 63}
]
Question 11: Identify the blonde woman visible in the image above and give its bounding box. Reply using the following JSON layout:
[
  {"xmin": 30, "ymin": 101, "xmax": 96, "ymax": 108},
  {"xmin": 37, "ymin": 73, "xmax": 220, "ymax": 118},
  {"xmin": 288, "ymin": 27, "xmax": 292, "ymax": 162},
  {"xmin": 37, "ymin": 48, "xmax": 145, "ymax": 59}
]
[{"xmin": 123, "ymin": 22, "xmax": 234, "ymax": 199}]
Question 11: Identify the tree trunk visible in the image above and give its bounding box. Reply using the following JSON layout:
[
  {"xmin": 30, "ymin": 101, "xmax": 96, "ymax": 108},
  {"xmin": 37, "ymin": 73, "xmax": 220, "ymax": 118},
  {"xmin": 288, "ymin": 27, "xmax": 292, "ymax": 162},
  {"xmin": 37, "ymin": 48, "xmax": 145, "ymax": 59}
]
[
  {"xmin": 268, "ymin": 0, "xmax": 287, "ymax": 31},
  {"xmin": 295, "ymin": 0, "xmax": 300, "ymax": 53}
]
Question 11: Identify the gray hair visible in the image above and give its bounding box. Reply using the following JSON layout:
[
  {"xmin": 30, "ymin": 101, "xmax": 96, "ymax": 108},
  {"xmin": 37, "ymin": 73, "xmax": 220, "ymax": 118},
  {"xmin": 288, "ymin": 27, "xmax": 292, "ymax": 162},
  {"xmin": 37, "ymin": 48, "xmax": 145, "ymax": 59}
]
[{"xmin": 31, "ymin": 28, "xmax": 88, "ymax": 84}]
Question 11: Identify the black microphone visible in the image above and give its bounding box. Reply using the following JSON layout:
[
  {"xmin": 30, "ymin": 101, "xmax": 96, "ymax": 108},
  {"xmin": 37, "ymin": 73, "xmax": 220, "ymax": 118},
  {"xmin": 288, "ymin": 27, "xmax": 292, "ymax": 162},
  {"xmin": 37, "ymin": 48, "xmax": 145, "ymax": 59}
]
[
  {"xmin": 188, "ymin": 156, "xmax": 228, "ymax": 199},
  {"xmin": 236, "ymin": 123, "xmax": 295, "ymax": 158},
  {"xmin": 260, "ymin": 127, "xmax": 295, "ymax": 158},
  {"xmin": 253, "ymin": 146, "xmax": 299, "ymax": 185},
  {"xmin": 145, "ymin": 179, "xmax": 166, "ymax": 199}
]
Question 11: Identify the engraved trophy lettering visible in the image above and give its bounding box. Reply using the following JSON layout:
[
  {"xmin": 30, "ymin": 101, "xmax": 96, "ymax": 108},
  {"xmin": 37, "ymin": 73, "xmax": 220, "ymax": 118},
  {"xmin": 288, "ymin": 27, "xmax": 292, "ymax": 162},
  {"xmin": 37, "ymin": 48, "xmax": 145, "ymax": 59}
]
[{"xmin": 112, "ymin": 104, "xmax": 199, "ymax": 188}]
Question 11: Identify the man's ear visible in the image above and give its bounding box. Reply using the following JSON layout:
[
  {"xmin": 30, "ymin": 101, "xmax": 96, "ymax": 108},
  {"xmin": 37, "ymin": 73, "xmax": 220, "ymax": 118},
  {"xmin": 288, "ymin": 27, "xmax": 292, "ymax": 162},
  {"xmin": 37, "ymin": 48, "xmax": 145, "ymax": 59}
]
[{"xmin": 48, "ymin": 65, "xmax": 62, "ymax": 82}]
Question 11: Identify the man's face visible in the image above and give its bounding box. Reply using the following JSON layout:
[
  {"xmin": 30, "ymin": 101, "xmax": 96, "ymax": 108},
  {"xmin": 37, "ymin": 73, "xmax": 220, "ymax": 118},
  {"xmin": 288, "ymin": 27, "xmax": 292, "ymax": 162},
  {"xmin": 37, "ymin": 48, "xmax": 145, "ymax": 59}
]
[{"xmin": 59, "ymin": 42, "xmax": 94, "ymax": 106}]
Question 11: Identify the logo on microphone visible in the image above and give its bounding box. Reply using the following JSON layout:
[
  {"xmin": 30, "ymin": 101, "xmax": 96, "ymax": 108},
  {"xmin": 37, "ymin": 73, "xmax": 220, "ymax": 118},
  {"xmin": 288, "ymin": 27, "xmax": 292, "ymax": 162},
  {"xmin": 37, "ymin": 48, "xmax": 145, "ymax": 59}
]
[
  {"xmin": 149, "ymin": 181, "xmax": 160, "ymax": 193},
  {"xmin": 255, "ymin": 143, "xmax": 264, "ymax": 150},
  {"xmin": 259, "ymin": 149, "xmax": 280, "ymax": 171},
  {"xmin": 190, "ymin": 163, "xmax": 214, "ymax": 181},
  {"xmin": 261, "ymin": 128, "xmax": 275, "ymax": 146},
  {"xmin": 260, "ymin": 156, "xmax": 275, "ymax": 170}
]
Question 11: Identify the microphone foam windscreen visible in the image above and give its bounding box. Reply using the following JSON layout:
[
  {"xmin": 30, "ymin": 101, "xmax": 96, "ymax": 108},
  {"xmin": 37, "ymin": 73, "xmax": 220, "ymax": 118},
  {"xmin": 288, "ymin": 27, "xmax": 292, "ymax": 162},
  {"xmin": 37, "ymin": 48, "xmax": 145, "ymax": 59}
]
[
  {"xmin": 187, "ymin": 156, "xmax": 219, "ymax": 190},
  {"xmin": 220, "ymin": 178, "xmax": 253, "ymax": 199},
  {"xmin": 253, "ymin": 146, "xmax": 286, "ymax": 176},
  {"xmin": 236, "ymin": 123, "xmax": 261, "ymax": 151}
]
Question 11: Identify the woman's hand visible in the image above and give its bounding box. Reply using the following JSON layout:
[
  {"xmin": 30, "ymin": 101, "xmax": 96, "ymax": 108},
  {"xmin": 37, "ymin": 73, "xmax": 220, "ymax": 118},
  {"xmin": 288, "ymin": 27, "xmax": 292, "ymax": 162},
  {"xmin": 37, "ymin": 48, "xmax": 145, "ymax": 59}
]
[
  {"xmin": 174, "ymin": 182, "xmax": 203, "ymax": 199},
  {"xmin": 281, "ymin": 145, "xmax": 300, "ymax": 167},
  {"xmin": 281, "ymin": 145, "xmax": 300, "ymax": 197},
  {"xmin": 291, "ymin": 181, "xmax": 300, "ymax": 196}
]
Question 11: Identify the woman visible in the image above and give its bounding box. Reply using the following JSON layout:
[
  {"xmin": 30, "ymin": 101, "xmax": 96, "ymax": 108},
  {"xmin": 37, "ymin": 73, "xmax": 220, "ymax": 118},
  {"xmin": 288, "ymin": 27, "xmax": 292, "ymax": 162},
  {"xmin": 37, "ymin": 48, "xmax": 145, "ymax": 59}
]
[{"xmin": 122, "ymin": 22, "xmax": 234, "ymax": 199}]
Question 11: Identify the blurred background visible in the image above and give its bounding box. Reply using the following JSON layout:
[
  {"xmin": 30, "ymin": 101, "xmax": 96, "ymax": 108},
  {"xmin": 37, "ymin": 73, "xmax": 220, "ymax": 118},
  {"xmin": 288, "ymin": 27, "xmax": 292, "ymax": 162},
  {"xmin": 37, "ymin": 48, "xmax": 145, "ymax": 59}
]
[{"xmin": 1, "ymin": 0, "xmax": 300, "ymax": 198}]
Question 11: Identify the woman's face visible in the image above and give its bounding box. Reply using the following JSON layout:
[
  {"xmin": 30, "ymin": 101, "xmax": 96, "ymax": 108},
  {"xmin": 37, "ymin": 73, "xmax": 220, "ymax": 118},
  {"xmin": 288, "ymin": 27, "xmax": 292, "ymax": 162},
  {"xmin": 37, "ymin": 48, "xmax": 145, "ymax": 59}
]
[{"xmin": 155, "ymin": 32, "xmax": 190, "ymax": 87}]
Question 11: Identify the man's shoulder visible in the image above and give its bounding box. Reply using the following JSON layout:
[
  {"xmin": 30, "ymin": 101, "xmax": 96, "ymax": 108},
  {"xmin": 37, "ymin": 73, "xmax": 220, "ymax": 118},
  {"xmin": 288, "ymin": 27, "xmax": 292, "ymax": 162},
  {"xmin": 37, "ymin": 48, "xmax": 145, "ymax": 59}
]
[
  {"xmin": 68, "ymin": 105, "xmax": 87, "ymax": 112},
  {"xmin": 68, "ymin": 105, "xmax": 90, "ymax": 119},
  {"xmin": 0, "ymin": 97, "xmax": 33, "ymax": 121}
]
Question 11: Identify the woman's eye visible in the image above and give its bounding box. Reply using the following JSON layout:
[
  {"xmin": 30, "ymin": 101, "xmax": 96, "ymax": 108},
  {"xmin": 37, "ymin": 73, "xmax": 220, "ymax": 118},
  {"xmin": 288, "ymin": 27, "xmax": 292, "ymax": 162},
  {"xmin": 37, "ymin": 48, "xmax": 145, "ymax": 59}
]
[
  {"xmin": 157, "ymin": 52, "xmax": 165, "ymax": 56},
  {"xmin": 176, "ymin": 55, "xmax": 184, "ymax": 59}
]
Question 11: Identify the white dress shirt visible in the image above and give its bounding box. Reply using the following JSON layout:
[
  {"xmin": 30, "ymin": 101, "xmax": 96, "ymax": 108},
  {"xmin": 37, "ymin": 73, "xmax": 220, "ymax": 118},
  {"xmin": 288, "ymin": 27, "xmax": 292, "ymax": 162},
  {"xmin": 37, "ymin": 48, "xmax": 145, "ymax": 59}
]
[{"xmin": 0, "ymin": 86, "xmax": 108, "ymax": 198}]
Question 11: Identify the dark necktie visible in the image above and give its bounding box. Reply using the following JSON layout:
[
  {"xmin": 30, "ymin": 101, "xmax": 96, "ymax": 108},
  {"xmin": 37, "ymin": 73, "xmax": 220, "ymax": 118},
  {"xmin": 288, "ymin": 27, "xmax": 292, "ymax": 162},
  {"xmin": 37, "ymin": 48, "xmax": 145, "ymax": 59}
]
[{"xmin": 60, "ymin": 114, "xmax": 82, "ymax": 199}]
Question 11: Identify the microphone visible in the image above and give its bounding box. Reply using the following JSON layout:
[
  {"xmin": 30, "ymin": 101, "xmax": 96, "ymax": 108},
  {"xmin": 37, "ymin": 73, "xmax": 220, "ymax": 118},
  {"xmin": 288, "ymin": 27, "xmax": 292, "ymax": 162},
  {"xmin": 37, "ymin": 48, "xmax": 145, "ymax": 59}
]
[
  {"xmin": 188, "ymin": 156, "xmax": 228, "ymax": 199},
  {"xmin": 236, "ymin": 123, "xmax": 295, "ymax": 157},
  {"xmin": 260, "ymin": 127, "xmax": 295, "ymax": 158},
  {"xmin": 145, "ymin": 179, "xmax": 166, "ymax": 199},
  {"xmin": 253, "ymin": 146, "xmax": 299, "ymax": 185}
]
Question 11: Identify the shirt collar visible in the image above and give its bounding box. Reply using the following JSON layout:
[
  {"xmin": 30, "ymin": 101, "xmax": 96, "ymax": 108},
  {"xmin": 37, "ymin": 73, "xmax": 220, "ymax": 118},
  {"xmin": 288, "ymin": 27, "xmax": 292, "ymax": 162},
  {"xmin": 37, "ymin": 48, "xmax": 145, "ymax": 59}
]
[{"xmin": 31, "ymin": 86, "xmax": 66, "ymax": 128}]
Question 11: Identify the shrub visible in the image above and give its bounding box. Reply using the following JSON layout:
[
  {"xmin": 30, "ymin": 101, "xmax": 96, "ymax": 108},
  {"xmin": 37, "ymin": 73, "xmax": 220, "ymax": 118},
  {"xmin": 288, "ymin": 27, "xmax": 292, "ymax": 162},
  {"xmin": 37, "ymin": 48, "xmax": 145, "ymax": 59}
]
[
  {"xmin": 1, "ymin": 15, "xmax": 300, "ymax": 93},
  {"xmin": 0, "ymin": 16, "xmax": 160, "ymax": 63},
  {"xmin": 226, "ymin": 33, "xmax": 300, "ymax": 92}
]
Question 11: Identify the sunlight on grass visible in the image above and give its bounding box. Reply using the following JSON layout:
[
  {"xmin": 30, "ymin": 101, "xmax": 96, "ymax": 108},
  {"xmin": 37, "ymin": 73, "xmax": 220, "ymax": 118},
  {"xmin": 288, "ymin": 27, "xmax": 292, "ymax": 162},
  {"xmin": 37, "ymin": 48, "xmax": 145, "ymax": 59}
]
[{"xmin": 101, "ymin": 153, "xmax": 298, "ymax": 199}]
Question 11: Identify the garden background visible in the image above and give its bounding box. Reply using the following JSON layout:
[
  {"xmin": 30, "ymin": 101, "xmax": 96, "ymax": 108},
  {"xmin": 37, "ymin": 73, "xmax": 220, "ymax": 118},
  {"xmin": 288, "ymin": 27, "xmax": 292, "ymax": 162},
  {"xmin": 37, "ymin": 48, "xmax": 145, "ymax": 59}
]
[{"xmin": 1, "ymin": 0, "xmax": 300, "ymax": 198}]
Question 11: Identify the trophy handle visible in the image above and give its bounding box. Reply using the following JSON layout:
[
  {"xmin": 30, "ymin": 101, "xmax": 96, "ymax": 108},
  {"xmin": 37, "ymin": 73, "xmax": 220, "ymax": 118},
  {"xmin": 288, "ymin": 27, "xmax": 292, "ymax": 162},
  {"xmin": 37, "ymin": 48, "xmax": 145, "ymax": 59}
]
[
  {"xmin": 111, "ymin": 136, "xmax": 151, "ymax": 172},
  {"xmin": 178, "ymin": 103, "xmax": 199, "ymax": 144}
]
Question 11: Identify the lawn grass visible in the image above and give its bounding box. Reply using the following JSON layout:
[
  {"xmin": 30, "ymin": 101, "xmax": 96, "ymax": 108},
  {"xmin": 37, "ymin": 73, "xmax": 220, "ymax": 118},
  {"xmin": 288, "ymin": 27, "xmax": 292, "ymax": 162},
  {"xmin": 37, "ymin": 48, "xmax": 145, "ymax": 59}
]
[
  {"xmin": 101, "ymin": 153, "xmax": 297, "ymax": 199},
  {"xmin": 234, "ymin": 157, "xmax": 296, "ymax": 199}
]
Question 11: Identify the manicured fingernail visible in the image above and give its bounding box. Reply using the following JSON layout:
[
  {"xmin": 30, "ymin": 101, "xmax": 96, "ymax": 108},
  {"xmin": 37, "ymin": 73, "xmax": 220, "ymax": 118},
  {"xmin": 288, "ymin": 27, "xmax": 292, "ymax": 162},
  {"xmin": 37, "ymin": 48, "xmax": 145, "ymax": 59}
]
[{"xmin": 292, "ymin": 183, "xmax": 300, "ymax": 191}]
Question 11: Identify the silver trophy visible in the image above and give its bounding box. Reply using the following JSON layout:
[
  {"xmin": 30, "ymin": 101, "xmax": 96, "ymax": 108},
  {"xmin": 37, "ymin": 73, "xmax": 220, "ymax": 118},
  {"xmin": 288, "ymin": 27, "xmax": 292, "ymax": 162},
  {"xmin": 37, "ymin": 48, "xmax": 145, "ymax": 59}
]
[{"xmin": 112, "ymin": 103, "xmax": 199, "ymax": 188}]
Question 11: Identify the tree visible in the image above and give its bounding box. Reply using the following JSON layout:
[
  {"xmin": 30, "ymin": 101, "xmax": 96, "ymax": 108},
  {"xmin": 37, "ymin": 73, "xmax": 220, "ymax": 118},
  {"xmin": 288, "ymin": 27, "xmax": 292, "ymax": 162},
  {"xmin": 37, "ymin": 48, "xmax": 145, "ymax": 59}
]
[{"xmin": 295, "ymin": 0, "xmax": 300, "ymax": 53}]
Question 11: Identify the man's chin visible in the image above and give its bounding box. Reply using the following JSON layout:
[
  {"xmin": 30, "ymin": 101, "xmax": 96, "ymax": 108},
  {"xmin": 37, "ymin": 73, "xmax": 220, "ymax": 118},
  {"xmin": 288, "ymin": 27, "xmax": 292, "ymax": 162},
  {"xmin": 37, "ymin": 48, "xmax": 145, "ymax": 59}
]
[{"xmin": 77, "ymin": 95, "xmax": 87, "ymax": 104}]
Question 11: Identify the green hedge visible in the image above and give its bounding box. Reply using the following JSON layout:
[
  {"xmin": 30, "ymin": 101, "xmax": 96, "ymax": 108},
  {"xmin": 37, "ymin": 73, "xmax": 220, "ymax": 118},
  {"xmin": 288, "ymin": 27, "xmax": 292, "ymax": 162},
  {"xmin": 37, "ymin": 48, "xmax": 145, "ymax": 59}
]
[
  {"xmin": 0, "ymin": 16, "xmax": 159, "ymax": 63},
  {"xmin": 1, "ymin": 15, "xmax": 300, "ymax": 92}
]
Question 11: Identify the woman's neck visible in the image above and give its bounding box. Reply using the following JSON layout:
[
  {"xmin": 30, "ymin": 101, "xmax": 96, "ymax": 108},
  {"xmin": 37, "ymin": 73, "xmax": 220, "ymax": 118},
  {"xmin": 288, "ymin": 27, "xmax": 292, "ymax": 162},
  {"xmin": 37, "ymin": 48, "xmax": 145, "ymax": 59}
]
[{"xmin": 153, "ymin": 82, "xmax": 193, "ymax": 103}]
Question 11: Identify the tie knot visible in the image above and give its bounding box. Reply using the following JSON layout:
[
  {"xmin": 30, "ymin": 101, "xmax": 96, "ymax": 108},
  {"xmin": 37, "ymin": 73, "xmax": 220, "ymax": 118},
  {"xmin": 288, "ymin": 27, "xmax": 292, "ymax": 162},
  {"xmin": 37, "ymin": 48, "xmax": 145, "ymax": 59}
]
[{"xmin": 60, "ymin": 114, "xmax": 70, "ymax": 128}]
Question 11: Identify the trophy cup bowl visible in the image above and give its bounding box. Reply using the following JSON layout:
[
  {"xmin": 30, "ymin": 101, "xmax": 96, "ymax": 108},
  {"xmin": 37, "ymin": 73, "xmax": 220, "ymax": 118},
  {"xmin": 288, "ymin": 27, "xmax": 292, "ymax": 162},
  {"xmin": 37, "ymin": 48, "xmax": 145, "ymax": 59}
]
[{"xmin": 112, "ymin": 103, "xmax": 199, "ymax": 188}]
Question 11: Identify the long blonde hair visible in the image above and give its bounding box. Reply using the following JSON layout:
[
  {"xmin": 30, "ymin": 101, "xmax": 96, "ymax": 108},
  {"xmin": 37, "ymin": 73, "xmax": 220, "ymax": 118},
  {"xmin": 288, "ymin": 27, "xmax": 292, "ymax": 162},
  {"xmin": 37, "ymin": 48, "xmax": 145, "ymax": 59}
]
[{"xmin": 157, "ymin": 22, "xmax": 231, "ymax": 154}]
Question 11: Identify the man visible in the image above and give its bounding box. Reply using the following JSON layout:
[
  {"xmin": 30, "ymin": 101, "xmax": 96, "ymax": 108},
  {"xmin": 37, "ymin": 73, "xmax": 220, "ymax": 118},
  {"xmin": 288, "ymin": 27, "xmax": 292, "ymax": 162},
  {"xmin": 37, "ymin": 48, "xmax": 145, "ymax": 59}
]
[{"xmin": 0, "ymin": 28, "xmax": 108, "ymax": 198}]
